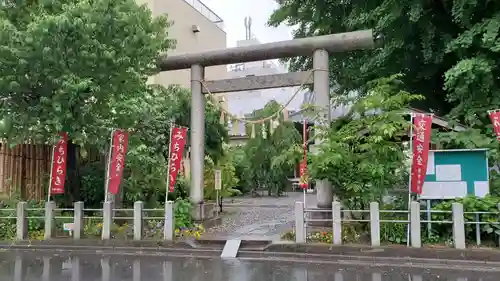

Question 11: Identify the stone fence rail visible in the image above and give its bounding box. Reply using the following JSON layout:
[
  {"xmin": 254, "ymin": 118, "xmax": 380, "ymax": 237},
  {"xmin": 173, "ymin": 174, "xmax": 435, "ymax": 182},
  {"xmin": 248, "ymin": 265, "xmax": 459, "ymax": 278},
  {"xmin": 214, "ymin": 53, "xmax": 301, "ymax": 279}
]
[
  {"xmin": 296, "ymin": 201, "xmax": 500, "ymax": 249},
  {"xmin": 0, "ymin": 201, "xmax": 174, "ymax": 241}
]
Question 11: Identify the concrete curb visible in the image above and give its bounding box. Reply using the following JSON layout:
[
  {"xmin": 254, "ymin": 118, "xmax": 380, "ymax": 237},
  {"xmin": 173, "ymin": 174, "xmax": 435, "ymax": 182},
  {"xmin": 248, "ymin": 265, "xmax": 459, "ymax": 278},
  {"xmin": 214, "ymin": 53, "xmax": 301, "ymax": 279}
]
[
  {"xmin": 2, "ymin": 240, "xmax": 500, "ymax": 263},
  {"xmin": 266, "ymin": 243, "xmax": 500, "ymax": 262},
  {"xmin": 223, "ymin": 204, "xmax": 292, "ymax": 209},
  {"xmin": 0, "ymin": 239, "xmax": 188, "ymax": 248},
  {"xmin": 0, "ymin": 239, "xmax": 272, "ymax": 251}
]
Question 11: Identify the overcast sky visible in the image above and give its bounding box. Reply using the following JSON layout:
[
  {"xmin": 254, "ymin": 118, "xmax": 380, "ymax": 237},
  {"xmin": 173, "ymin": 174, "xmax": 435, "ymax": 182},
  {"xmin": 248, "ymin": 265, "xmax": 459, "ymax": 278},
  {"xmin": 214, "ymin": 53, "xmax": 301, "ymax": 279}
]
[{"xmin": 202, "ymin": 0, "xmax": 294, "ymax": 46}]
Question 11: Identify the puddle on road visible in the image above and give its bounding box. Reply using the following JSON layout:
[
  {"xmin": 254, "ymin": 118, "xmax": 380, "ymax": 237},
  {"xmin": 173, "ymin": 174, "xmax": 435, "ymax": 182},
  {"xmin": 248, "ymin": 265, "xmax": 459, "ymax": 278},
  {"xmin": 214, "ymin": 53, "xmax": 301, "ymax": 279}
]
[{"xmin": 0, "ymin": 251, "xmax": 498, "ymax": 281}]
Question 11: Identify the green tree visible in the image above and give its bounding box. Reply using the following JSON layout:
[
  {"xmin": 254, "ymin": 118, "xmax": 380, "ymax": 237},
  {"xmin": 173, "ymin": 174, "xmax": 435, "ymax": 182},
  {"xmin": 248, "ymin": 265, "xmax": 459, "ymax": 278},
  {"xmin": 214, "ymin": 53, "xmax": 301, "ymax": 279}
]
[
  {"xmin": 122, "ymin": 86, "xmax": 228, "ymax": 206},
  {"xmin": 232, "ymin": 145, "xmax": 250, "ymax": 191},
  {"xmin": 240, "ymin": 101, "xmax": 301, "ymax": 196},
  {"xmin": 0, "ymin": 0, "xmax": 171, "ymax": 202},
  {"xmin": 269, "ymin": 0, "xmax": 500, "ymax": 124},
  {"xmin": 307, "ymin": 76, "xmax": 423, "ymax": 209},
  {"xmin": 0, "ymin": 0, "xmax": 228, "ymax": 206},
  {"xmin": 270, "ymin": 0, "xmax": 500, "ymax": 199},
  {"xmin": 0, "ymin": 0, "xmax": 171, "ymax": 145},
  {"xmin": 204, "ymin": 145, "xmax": 240, "ymax": 200}
]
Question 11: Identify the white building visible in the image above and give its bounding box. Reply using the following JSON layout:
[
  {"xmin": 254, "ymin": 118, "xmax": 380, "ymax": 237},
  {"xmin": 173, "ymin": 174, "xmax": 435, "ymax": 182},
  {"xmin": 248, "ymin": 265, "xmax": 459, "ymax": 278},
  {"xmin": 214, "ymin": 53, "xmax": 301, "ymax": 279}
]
[
  {"xmin": 138, "ymin": 0, "xmax": 228, "ymax": 88},
  {"xmin": 135, "ymin": 0, "xmax": 229, "ymax": 175}
]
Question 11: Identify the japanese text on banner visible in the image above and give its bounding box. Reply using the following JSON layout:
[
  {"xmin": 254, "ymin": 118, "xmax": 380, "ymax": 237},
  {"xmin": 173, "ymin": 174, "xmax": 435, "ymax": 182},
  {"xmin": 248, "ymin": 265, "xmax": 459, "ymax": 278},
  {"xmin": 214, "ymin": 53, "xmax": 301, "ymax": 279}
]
[
  {"xmin": 168, "ymin": 127, "xmax": 188, "ymax": 192},
  {"xmin": 410, "ymin": 114, "xmax": 433, "ymax": 194},
  {"xmin": 50, "ymin": 132, "xmax": 68, "ymax": 194},
  {"xmin": 299, "ymin": 121, "xmax": 308, "ymax": 189},
  {"xmin": 108, "ymin": 130, "xmax": 129, "ymax": 195},
  {"xmin": 488, "ymin": 111, "xmax": 500, "ymax": 141}
]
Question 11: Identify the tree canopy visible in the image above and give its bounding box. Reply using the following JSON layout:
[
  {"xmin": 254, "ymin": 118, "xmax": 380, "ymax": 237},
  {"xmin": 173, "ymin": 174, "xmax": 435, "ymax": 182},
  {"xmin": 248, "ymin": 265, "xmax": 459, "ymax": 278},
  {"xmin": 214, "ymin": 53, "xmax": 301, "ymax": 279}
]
[
  {"xmin": 269, "ymin": 0, "xmax": 500, "ymax": 193},
  {"xmin": 269, "ymin": 0, "xmax": 500, "ymax": 126},
  {"xmin": 308, "ymin": 75, "xmax": 422, "ymax": 209},
  {"xmin": 268, "ymin": 0, "xmax": 500, "ymax": 245},
  {"xmin": 0, "ymin": 0, "xmax": 170, "ymax": 147},
  {"xmin": 0, "ymin": 0, "xmax": 228, "ymax": 206}
]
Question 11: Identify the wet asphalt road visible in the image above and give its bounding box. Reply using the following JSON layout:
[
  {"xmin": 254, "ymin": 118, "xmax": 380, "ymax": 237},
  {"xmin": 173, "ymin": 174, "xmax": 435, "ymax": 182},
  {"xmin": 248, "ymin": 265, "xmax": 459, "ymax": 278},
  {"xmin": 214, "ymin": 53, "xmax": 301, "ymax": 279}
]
[{"xmin": 0, "ymin": 250, "xmax": 499, "ymax": 281}]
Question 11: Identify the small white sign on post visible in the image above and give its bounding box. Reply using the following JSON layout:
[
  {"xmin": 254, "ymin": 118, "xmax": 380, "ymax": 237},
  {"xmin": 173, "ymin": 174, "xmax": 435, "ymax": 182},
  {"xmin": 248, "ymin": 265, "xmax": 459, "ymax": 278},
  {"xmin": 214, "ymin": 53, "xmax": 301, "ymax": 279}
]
[
  {"xmin": 215, "ymin": 169, "xmax": 222, "ymax": 190},
  {"xmin": 215, "ymin": 169, "xmax": 222, "ymax": 214}
]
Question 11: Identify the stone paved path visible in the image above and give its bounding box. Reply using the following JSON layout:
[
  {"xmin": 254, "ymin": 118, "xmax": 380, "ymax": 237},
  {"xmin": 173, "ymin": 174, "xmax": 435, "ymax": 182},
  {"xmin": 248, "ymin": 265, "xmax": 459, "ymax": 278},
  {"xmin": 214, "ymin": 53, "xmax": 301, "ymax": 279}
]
[{"xmin": 203, "ymin": 192, "xmax": 317, "ymax": 241}]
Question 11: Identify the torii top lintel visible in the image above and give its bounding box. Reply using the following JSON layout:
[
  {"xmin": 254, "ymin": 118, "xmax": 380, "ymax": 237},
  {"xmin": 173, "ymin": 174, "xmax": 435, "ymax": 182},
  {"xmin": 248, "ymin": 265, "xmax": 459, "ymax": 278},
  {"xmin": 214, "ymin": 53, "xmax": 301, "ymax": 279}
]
[{"xmin": 158, "ymin": 29, "xmax": 374, "ymax": 71}]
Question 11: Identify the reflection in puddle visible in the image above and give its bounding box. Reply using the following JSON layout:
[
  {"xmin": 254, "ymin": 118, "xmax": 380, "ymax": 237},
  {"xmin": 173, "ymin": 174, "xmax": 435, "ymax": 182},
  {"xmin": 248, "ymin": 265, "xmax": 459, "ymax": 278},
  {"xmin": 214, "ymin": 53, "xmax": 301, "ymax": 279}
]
[{"xmin": 0, "ymin": 251, "xmax": 497, "ymax": 281}]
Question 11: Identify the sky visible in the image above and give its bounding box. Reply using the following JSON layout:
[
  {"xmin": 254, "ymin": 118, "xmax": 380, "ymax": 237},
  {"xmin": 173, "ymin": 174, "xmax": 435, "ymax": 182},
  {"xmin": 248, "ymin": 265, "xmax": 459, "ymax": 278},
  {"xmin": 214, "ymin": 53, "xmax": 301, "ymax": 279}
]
[{"xmin": 201, "ymin": 0, "xmax": 294, "ymax": 47}]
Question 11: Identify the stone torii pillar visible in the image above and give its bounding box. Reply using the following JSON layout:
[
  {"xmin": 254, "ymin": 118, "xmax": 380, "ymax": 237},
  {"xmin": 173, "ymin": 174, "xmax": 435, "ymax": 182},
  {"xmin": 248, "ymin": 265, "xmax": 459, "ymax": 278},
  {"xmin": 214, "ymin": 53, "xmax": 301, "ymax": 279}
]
[
  {"xmin": 158, "ymin": 30, "xmax": 375, "ymax": 221},
  {"xmin": 190, "ymin": 64, "xmax": 205, "ymax": 216},
  {"xmin": 312, "ymin": 49, "xmax": 333, "ymax": 210}
]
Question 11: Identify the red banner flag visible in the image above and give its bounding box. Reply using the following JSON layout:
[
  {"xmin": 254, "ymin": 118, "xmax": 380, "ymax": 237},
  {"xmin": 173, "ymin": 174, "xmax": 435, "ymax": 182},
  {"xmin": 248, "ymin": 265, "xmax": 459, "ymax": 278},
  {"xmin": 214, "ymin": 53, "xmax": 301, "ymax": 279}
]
[
  {"xmin": 168, "ymin": 127, "xmax": 188, "ymax": 192},
  {"xmin": 50, "ymin": 132, "xmax": 68, "ymax": 195},
  {"xmin": 299, "ymin": 121, "xmax": 308, "ymax": 189},
  {"xmin": 108, "ymin": 129, "xmax": 129, "ymax": 195},
  {"xmin": 299, "ymin": 160, "xmax": 308, "ymax": 189},
  {"xmin": 410, "ymin": 114, "xmax": 433, "ymax": 194},
  {"xmin": 488, "ymin": 110, "xmax": 500, "ymax": 141}
]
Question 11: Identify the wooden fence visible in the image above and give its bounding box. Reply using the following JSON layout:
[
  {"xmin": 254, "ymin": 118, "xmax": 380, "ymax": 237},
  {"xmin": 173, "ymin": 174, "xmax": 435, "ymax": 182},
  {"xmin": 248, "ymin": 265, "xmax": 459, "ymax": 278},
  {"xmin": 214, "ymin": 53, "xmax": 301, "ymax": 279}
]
[
  {"xmin": 0, "ymin": 142, "xmax": 52, "ymax": 200},
  {"xmin": 0, "ymin": 141, "xmax": 188, "ymax": 201}
]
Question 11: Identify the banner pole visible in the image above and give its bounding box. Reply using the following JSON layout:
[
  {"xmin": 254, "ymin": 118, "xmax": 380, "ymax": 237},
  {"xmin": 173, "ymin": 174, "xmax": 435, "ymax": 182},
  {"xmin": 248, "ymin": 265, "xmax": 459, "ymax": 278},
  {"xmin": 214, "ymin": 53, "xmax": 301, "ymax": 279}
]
[
  {"xmin": 406, "ymin": 113, "xmax": 414, "ymax": 247},
  {"xmin": 47, "ymin": 138, "xmax": 56, "ymax": 203},
  {"xmin": 165, "ymin": 121, "xmax": 174, "ymax": 204},
  {"xmin": 303, "ymin": 188, "xmax": 306, "ymax": 207},
  {"xmin": 302, "ymin": 119, "xmax": 307, "ymax": 208},
  {"xmin": 104, "ymin": 129, "xmax": 115, "ymax": 203},
  {"xmin": 216, "ymin": 189, "xmax": 220, "ymax": 214}
]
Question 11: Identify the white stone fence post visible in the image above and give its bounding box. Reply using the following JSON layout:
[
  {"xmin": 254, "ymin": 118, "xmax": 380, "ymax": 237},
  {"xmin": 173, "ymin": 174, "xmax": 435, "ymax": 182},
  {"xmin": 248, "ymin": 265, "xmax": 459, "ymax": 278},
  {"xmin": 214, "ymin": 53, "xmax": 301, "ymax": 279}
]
[
  {"xmin": 293, "ymin": 200, "xmax": 467, "ymax": 249},
  {"xmin": 11, "ymin": 200, "xmax": 176, "ymax": 241}
]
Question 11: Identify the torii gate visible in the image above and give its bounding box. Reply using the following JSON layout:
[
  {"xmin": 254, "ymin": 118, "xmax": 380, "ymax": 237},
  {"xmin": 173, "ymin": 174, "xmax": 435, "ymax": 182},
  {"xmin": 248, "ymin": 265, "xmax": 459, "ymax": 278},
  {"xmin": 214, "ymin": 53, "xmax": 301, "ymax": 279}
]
[{"xmin": 158, "ymin": 30, "xmax": 375, "ymax": 220}]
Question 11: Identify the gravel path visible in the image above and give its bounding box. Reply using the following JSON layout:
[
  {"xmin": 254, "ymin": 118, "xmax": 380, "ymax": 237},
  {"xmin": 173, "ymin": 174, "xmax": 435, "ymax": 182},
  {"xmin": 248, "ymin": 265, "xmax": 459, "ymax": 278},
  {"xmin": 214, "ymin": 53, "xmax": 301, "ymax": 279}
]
[{"xmin": 203, "ymin": 192, "xmax": 317, "ymax": 240}]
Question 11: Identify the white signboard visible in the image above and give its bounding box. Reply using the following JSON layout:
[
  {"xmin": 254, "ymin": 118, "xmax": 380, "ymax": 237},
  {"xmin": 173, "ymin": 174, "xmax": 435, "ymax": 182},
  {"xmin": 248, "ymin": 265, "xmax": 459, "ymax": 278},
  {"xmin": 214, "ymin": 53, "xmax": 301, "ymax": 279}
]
[
  {"xmin": 63, "ymin": 223, "xmax": 74, "ymax": 236},
  {"xmin": 435, "ymin": 164, "xmax": 462, "ymax": 181},
  {"xmin": 215, "ymin": 169, "xmax": 222, "ymax": 190},
  {"xmin": 63, "ymin": 223, "xmax": 74, "ymax": 231}
]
